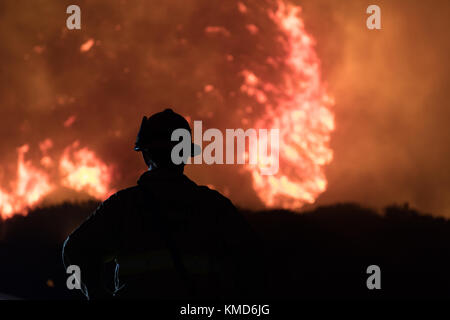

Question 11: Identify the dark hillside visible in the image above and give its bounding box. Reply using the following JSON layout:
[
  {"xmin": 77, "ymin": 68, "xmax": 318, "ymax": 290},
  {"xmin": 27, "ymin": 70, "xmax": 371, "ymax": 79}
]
[{"xmin": 1, "ymin": 202, "xmax": 449, "ymax": 299}]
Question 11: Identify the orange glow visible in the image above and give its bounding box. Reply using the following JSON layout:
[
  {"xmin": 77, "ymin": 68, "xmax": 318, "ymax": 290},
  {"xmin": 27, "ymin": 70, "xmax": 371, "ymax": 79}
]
[
  {"xmin": 246, "ymin": 24, "xmax": 259, "ymax": 35},
  {"xmin": 0, "ymin": 0, "xmax": 333, "ymax": 218},
  {"xmin": 237, "ymin": 2, "xmax": 247, "ymax": 14},
  {"xmin": 245, "ymin": 1, "xmax": 335, "ymax": 210}
]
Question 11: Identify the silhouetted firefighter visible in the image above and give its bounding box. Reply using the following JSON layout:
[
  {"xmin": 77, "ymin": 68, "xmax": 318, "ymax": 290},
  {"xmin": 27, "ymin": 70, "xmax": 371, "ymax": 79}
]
[{"xmin": 63, "ymin": 109, "xmax": 259, "ymax": 299}]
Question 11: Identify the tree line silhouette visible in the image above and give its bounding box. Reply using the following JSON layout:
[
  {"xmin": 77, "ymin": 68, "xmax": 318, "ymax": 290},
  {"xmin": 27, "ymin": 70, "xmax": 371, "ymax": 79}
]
[{"xmin": 0, "ymin": 201, "xmax": 449, "ymax": 299}]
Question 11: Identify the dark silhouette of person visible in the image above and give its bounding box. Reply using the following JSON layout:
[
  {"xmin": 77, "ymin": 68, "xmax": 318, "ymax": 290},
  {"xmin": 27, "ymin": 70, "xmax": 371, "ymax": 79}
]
[{"xmin": 62, "ymin": 109, "xmax": 259, "ymax": 300}]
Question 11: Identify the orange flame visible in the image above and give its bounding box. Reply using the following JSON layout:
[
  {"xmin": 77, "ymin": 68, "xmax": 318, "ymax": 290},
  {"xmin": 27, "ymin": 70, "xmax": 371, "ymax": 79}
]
[
  {"xmin": 0, "ymin": 145, "xmax": 54, "ymax": 219},
  {"xmin": 0, "ymin": 141, "xmax": 115, "ymax": 219},
  {"xmin": 244, "ymin": 1, "xmax": 335, "ymax": 210}
]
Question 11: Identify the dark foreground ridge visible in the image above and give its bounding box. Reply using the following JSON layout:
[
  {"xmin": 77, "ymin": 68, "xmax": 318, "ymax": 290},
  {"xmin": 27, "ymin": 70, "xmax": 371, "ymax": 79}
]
[{"xmin": 1, "ymin": 201, "xmax": 449, "ymax": 299}]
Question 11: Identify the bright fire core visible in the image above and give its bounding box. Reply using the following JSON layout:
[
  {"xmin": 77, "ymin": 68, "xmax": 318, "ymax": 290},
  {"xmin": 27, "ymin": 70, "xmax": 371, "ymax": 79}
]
[{"xmin": 244, "ymin": 1, "xmax": 334, "ymax": 209}]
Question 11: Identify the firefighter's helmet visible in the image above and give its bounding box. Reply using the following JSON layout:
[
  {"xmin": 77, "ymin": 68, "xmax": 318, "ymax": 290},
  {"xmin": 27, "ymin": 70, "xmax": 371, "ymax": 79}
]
[{"xmin": 134, "ymin": 108, "xmax": 200, "ymax": 157}]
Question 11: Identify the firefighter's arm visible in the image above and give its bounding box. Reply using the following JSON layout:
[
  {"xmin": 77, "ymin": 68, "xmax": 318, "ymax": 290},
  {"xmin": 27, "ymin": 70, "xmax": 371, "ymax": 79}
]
[{"xmin": 62, "ymin": 193, "xmax": 122, "ymax": 299}]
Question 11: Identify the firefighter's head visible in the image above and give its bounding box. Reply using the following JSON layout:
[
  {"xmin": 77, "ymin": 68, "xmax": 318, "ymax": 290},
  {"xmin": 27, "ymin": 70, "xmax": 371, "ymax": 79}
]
[{"xmin": 134, "ymin": 108, "xmax": 199, "ymax": 171}]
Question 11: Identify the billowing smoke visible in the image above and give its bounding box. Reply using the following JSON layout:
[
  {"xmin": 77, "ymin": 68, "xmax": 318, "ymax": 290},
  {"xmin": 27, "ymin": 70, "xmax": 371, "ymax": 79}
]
[{"xmin": 296, "ymin": 0, "xmax": 450, "ymax": 217}]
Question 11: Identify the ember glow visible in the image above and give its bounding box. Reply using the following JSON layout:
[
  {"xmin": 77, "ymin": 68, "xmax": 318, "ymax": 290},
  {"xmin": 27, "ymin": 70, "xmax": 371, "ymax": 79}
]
[
  {"xmin": 243, "ymin": 1, "xmax": 334, "ymax": 209},
  {"xmin": 1, "ymin": 0, "xmax": 449, "ymax": 219},
  {"xmin": 80, "ymin": 38, "xmax": 95, "ymax": 52}
]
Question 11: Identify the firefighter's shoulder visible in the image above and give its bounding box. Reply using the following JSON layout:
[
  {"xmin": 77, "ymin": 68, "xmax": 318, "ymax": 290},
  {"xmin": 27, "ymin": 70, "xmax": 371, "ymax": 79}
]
[
  {"xmin": 196, "ymin": 185, "xmax": 236, "ymax": 210},
  {"xmin": 95, "ymin": 186, "xmax": 142, "ymax": 211},
  {"xmin": 112, "ymin": 185, "xmax": 141, "ymax": 200}
]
